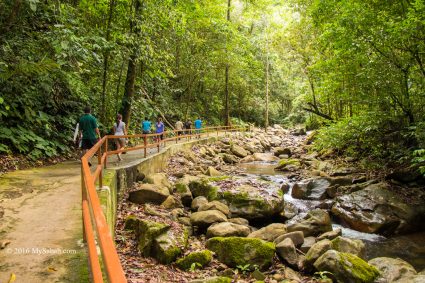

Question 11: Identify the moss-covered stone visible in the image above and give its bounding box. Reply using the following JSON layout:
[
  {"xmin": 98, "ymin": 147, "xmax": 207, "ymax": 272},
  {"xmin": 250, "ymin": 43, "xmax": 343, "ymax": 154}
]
[
  {"xmin": 136, "ymin": 219, "xmax": 170, "ymax": 256},
  {"xmin": 206, "ymin": 237, "xmax": 275, "ymax": 270},
  {"xmin": 219, "ymin": 186, "xmax": 284, "ymax": 220},
  {"xmin": 124, "ymin": 215, "xmax": 139, "ymax": 231},
  {"xmin": 208, "ymin": 176, "xmax": 230, "ymax": 182},
  {"xmin": 176, "ymin": 250, "xmax": 213, "ymax": 270},
  {"xmin": 189, "ymin": 179, "xmax": 219, "ymax": 201},
  {"xmin": 275, "ymin": 159, "xmax": 301, "ymax": 171},
  {"xmin": 153, "ymin": 227, "xmax": 189, "ymax": 264},
  {"xmin": 314, "ymin": 250, "xmax": 380, "ymax": 283}
]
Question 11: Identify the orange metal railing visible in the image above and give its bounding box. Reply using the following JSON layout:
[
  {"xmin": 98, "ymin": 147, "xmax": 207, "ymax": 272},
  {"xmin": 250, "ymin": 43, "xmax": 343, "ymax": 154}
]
[{"xmin": 81, "ymin": 125, "xmax": 247, "ymax": 282}]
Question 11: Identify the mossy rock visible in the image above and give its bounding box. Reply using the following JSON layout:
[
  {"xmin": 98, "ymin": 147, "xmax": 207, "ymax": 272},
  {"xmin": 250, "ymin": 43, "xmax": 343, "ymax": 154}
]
[
  {"xmin": 314, "ymin": 250, "xmax": 380, "ymax": 283},
  {"xmin": 153, "ymin": 228, "xmax": 189, "ymax": 264},
  {"xmin": 219, "ymin": 186, "xmax": 284, "ymax": 220},
  {"xmin": 275, "ymin": 159, "xmax": 301, "ymax": 171},
  {"xmin": 189, "ymin": 178, "xmax": 219, "ymax": 201},
  {"xmin": 124, "ymin": 215, "xmax": 139, "ymax": 231},
  {"xmin": 137, "ymin": 219, "xmax": 170, "ymax": 256},
  {"xmin": 208, "ymin": 176, "xmax": 230, "ymax": 182},
  {"xmin": 176, "ymin": 250, "xmax": 213, "ymax": 270},
  {"xmin": 206, "ymin": 236, "xmax": 275, "ymax": 271}
]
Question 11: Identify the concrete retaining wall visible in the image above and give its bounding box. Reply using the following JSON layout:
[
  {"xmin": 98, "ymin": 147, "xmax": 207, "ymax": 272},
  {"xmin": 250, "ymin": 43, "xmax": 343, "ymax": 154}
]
[{"xmin": 98, "ymin": 136, "xmax": 222, "ymax": 234}]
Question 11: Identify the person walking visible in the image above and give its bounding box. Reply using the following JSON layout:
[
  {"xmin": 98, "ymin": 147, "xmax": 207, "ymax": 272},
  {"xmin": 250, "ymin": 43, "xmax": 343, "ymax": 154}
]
[
  {"xmin": 194, "ymin": 117, "xmax": 202, "ymax": 137},
  {"xmin": 175, "ymin": 118, "xmax": 184, "ymax": 138},
  {"xmin": 184, "ymin": 119, "xmax": 192, "ymax": 135},
  {"xmin": 113, "ymin": 114, "xmax": 127, "ymax": 161},
  {"xmin": 156, "ymin": 117, "xmax": 165, "ymax": 141},
  {"xmin": 142, "ymin": 117, "xmax": 151, "ymax": 134},
  {"xmin": 78, "ymin": 106, "xmax": 101, "ymax": 165}
]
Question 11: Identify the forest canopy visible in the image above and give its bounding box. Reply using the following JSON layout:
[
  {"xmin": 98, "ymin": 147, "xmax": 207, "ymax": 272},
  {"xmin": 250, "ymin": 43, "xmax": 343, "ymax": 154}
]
[{"xmin": 0, "ymin": 0, "xmax": 424, "ymax": 170}]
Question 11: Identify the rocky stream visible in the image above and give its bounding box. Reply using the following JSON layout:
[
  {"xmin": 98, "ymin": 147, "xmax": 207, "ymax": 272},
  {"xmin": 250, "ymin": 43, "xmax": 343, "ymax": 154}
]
[{"xmin": 115, "ymin": 126, "xmax": 425, "ymax": 283}]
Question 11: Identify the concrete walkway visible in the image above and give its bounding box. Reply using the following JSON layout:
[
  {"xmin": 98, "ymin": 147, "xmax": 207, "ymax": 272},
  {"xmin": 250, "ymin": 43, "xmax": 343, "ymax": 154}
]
[{"xmin": 0, "ymin": 135, "xmax": 225, "ymax": 282}]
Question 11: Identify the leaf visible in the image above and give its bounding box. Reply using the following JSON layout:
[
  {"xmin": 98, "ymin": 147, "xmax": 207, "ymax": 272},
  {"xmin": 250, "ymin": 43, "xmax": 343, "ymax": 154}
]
[
  {"xmin": 8, "ymin": 273, "xmax": 16, "ymax": 283},
  {"xmin": 0, "ymin": 97, "xmax": 3, "ymax": 104},
  {"xmin": 29, "ymin": 0, "xmax": 37, "ymax": 12}
]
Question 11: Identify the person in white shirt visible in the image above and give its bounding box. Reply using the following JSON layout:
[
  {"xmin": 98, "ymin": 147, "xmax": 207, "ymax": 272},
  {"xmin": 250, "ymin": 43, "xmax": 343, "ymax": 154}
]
[
  {"xmin": 113, "ymin": 114, "xmax": 127, "ymax": 161},
  {"xmin": 175, "ymin": 119, "xmax": 184, "ymax": 138}
]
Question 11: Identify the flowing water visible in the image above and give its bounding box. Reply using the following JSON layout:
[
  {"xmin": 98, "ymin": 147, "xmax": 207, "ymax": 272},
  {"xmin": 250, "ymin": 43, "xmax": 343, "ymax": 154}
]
[{"xmin": 238, "ymin": 162, "xmax": 425, "ymax": 271}]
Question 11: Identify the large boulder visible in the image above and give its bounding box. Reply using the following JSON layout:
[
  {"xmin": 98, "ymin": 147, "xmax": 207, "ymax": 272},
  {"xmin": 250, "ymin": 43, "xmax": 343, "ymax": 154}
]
[
  {"xmin": 153, "ymin": 228, "xmax": 189, "ymax": 264},
  {"xmin": 134, "ymin": 219, "xmax": 170, "ymax": 255},
  {"xmin": 273, "ymin": 231, "xmax": 304, "ymax": 247},
  {"xmin": 161, "ymin": 195, "xmax": 183, "ymax": 209},
  {"xmin": 247, "ymin": 223, "xmax": 287, "ymax": 242},
  {"xmin": 206, "ymin": 237, "xmax": 275, "ymax": 270},
  {"xmin": 369, "ymin": 257, "xmax": 417, "ymax": 283},
  {"xmin": 276, "ymin": 238, "xmax": 298, "ymax": 268},
  {"xmin": 219, "ymin": 185, "xmax": 285, "ymax": 220},
  {"xmin": 304, "ymin": 239, "xmax": 333, "ymax": 270},
  {"xmin": 198, "ymin": 201, "xmax": 230, "ymax": 217},
  {"xmin": 176, "ymin": 250, "xmax": 213, "ymax": 270},
  {"xmin": 191, "ymin": 196, "xmax": 209, "ymax": 211},
  {"xmin": 314, "ymin": 250, "xmax": 380, "ymax": 283},
  {"xmin": 190, "ymin": 210, "xmax": 227, "ymax": 228},
  {"xmin": 331, "ymin": 236, "xmax": 365, "ymax": 258},
  {"xmin": 206, "ymin": 222, "xmax": 250, "ymax": 238},
  {"xmin": 231, "ymin": 145, "xmax": 249, "ymax": 158},
  {"xmin": 223, "ymin": 154, "xmax": 238, "ymax": 164},
  {"xmin": 132, "ymin": 218, "xmax": 189, "ymax": 264},
  {"xmin": 144, "ymin": 173, "xmax": 173, "ymax": 193},
  {"xmin": 287, "ymin": 209, "xmax": 332, "ymax": 237},
  {"xmin": 331, "ymin": 183, "xmax": 425, "ymax": 235},
  {"xmin": 189, "ymin": 178, "xmax": 219, "ymax": 201},
  {"xmin": 129, "ymin": 184, "xmax": 170, "ymax": 205},
  {"xmin": 291, "ymin": 178, "xmax": 331, "ymax": 200},
  {"xmin": 317, "ymin": 228, "xmax": 342, "ymax": 241}
]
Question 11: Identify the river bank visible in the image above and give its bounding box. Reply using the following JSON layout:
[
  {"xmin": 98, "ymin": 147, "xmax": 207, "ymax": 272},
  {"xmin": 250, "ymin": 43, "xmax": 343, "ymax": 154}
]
[{"xmin": 115, "ymin": 126, "xmax": 425, "ymax": 282}]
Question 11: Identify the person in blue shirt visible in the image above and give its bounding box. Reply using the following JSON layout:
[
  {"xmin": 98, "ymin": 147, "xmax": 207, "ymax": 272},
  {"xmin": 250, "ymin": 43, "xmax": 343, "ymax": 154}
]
[
  {"xmin": 156, "ymin": 117, "xmax": 165, "ymax": 140},
  {"xmin": 194, "ymin": 117, "xmax": 202, "ymax": 136},
  {"xmin": 142, "ymin": 117, "xmax": 151, "ymax": 134}
]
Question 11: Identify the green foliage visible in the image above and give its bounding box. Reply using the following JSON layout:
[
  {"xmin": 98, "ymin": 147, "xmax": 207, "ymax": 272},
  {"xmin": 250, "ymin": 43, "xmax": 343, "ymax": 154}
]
[
  {"xmin": 313, "ymin": 112, "xmax": 412, "ymax": 162},
  {"xmin": 236, "ymin": 264, "xmax": 251, "ymax": 275},
  {"xmin": 189, "ymin": 262, "xmax": 202, "ymax": 272}
]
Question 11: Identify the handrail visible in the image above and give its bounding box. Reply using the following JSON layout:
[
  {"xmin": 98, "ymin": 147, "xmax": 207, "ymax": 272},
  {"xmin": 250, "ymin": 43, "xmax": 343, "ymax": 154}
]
[{"xmin": 81, "ymin": 125, "xmax": 247, "ymax": 282}]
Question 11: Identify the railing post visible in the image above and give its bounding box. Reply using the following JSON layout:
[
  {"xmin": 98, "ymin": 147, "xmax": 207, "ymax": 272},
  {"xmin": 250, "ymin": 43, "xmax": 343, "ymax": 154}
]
[
  {"xmin": 98, "ymin": 145, "xmax": 102, "ymax": 189},
  {"xmin": 157, "ymin": 134, "xmax": 160, "ymax": 152},
  {"xmin": 81, "ymin": 165, "xmax": 86, "ymax": 243},
  {"xmin": 104, "ymin": 137, "xmax": 108, "ymax": 169},
  {"xmin": 144, "ymin": 135, "xmax": 147, "ymax": 158}
]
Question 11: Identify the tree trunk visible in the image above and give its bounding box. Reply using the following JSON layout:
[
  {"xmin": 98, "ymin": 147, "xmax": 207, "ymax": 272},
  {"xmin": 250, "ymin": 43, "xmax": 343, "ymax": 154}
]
[
  {"xmin": 223, "ymin": 0, "xmax": 231, "ymax": 126},
  {"xmin": 265, "ymin": 24, "xmax": 270, "ymax": 131},
  {"xmin": 120, "ymin": 0, "xmax": 141, "ymax": 127},
  {"xmin": 100, "ymin": 0, "xmax": 115, "ymax": 124}
]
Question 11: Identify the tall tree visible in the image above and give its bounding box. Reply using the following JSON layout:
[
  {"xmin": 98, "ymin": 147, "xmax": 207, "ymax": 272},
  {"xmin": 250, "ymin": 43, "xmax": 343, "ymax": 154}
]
[
  {"xmin": 223, "ymin": 0, "xmax": 231, "ymax": 126},
  {"xmin": 120, "ymin": 0, "xmax": 142, "ymax": 126}
]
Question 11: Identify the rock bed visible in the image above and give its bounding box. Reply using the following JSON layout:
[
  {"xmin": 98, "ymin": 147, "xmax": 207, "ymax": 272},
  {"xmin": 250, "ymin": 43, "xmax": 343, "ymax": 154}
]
[{"xmin": 115, "ymin": 125, "xmax": 425, "ymax": 283}]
